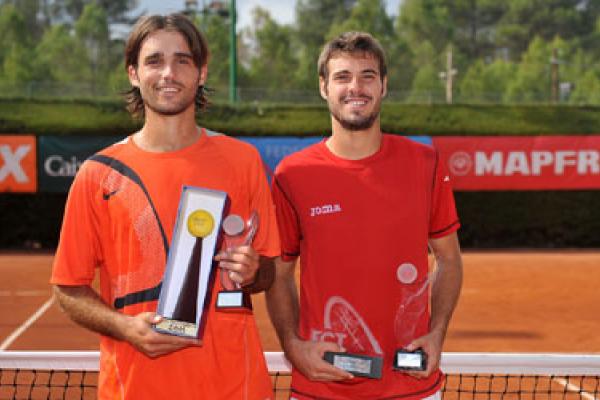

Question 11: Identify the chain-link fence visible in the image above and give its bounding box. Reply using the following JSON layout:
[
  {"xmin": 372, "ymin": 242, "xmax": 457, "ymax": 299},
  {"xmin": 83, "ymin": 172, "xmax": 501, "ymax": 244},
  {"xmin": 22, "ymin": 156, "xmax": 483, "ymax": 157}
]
[{"xmin": 0, "ymin": 81, "xmax": 593, "ymax": 105}]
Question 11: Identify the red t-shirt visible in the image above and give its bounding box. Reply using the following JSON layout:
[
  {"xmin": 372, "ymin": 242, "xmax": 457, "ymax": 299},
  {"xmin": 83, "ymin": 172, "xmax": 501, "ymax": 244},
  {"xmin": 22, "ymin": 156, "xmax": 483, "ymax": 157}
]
[
  {"xmin": 51, "ymin": 130, "xmax": 280, "ymax": 400},
  {"xmin": 272, "ymin": 134, "xmax": 459, "ymax": 400}
]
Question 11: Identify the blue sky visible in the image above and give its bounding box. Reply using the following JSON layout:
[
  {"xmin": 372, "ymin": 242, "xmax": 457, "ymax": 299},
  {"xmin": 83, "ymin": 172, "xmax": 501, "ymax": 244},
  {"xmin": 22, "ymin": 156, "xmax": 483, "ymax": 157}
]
[{"xmin": 132, "ymin": 0, "xmax": 403, "ymax": 30}]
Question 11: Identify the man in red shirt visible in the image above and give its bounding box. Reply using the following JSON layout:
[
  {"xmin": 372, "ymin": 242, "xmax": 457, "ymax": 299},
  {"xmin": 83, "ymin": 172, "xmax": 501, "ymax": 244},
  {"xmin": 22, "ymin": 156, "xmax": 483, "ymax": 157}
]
[
  {"xmin": 267, "ymin": 32, "xmax": 463, "ymax": 400},
  {"xmin": 51, "ymin": 14, "xmax": 279, "ymax": 399}
]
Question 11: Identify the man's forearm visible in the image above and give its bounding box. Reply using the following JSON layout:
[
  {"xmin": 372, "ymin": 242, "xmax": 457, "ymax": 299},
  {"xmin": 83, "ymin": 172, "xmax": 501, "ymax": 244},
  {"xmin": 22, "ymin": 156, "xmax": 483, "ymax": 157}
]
[
  {"xmin": 244, "ymin": 256, "xmax": 275, "ymax": 294},
  {"xmin": 429, "ymin": 246, "xmax": 463, "ymax": 336},
  {"xmin": 265, "ymin": 259, "xmax": 301, "ymax": 350},
  {"xmin": 54, "ymin": 285, "xmax": 129, "ymax": 340}
]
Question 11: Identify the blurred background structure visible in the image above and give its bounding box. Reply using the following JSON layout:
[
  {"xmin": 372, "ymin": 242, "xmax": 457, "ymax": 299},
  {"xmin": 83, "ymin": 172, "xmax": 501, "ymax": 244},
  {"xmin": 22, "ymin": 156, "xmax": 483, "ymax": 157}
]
[{"xmin": 2, "ymin": 0, "xmax": 600, "ymax": 104}]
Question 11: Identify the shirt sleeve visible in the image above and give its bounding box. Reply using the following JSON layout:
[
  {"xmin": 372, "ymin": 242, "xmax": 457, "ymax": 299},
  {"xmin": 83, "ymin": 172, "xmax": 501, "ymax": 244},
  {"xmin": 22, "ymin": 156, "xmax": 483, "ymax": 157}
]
[
  {"xmin": 50, "ymin": 161, "xmax": 102, "ymax": 285},
  {"xmin": 271, "ymin": 170, "xmax": 301, "ymax": 262},
  {"xmin": 429, "ymin": 151, "xmax": 460, "ymax": 239},
  {"xmin": 247, "ymin": 149, "xmax": 281, "ymax": 258}
]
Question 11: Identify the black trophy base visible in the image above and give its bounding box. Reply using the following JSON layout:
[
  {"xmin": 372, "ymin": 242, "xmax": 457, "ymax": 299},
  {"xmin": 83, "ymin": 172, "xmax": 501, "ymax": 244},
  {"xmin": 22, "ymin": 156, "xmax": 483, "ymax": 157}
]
[
  {"xmin": 323, "ymin": 351, "xmax": 383, "ymax": 379},
  {"xmin": 393, "ymin": 348, "xmax": 427, "ymax": 371},
  {"xmin": 153, "ymin": 318, "xmax": 198, "ymax": 338},
  {"xmin": 216, "ymin": 290, "xmax": 252, "ymax": 311}
]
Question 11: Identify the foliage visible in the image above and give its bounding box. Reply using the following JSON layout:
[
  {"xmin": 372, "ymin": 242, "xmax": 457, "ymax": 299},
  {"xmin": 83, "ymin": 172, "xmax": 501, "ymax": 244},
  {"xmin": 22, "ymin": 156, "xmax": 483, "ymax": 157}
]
[
  {"xmin": 496, "ymin": 0, "xmax": 600, "ymax": 57},
  {"xmin": 0, "ymin": 3, "xmax": 31, "ymax": 68},
  {"xmin": 245, "ymin": 7, "xmax": 298, "ymax": 91},
  {"xmin": 327, "ymin": 0, "xmax": 393, "ymax": 42},
  {"xmin": 74, "ymin": 2, "xmax": 111, "ymax": 90},
  {"xmin": 196, "ymin": 13, "xmax": 230, "ymax": 90},
  {"xmin": 293, "ymin": 0, "xmax": 355, "ymax": 89},
  {"xmin": 3, "ymin": 42, "xmax": 34, "ymax": 83},
  {"xmin": 40, "ymin": 0, "xmax": 137, "ymax": 23},
  {"xmin": 459, "ymin": 59, "xmax": 517, "ymax": 103},
  {"xmin": 569, "ymin": 69, "xmax": 600, "ymax": 104},
  {"xmin": 34, "ymin": 24, "xmax": 90, "ymax": 83},
  {"xmin": 2, "ymin": 0, "xmax": 600, "ymax": 104}
]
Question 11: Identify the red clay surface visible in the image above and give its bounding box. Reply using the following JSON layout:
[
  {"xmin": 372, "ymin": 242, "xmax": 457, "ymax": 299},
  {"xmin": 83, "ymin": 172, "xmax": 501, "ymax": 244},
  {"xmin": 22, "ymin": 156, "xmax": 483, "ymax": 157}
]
[{"xmin": 0, "ymin": 252, "xmax": 599, "ymax": 353}]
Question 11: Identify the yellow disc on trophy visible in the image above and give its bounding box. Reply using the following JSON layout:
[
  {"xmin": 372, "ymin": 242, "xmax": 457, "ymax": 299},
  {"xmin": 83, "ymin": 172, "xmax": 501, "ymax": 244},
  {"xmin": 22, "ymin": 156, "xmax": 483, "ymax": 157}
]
[{"xmin": 187, "ymin": 209, "xmax": 215, "ymax": 238}]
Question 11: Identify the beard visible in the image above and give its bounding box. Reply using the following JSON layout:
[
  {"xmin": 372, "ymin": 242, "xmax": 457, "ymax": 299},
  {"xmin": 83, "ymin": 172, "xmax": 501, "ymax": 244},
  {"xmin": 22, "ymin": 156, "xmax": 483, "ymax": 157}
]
[
  {"xmin": 144, "ymin": 91, "xmax": 197, "ymax": 116},
  {"xmin": 327, "ymin": 91, "xmax": 382, "ymax": 131},
  {"xmin": 144, "ymin": 98, "xmax": 194, "ymax": 116},
  {"xmin": 143, "ymin": 79, "xmax": 200, "ymax": 116},
  {"xmin": 331, "ymin": 108, "xmax": 379, "ymax": 131}
]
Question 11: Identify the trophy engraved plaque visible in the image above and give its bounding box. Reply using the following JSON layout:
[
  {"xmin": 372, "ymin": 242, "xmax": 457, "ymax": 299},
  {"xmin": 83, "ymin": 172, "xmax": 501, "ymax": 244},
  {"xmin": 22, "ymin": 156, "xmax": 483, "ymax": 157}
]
[
  {"xmin": 393, "ymin": 348, "xmax": 427, "ymax": 371},
  {"xmin": 323, "ymin": 351, "xmax": 383, "ymax": 379},
  {"xmin": 154, "ymin": 186, "xmax": 227, "ymax": 338},
  {"xmin": 215, "ymin": 211, "xmax": 258, "ymax": 310}
]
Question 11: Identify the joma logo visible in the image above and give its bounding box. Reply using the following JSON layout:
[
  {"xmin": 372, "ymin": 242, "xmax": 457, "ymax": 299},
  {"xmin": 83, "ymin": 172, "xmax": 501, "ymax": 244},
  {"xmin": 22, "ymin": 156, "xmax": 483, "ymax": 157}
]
[{"xmin": 310, "ymin": 203, "xmax": 342, "ymax": 217}]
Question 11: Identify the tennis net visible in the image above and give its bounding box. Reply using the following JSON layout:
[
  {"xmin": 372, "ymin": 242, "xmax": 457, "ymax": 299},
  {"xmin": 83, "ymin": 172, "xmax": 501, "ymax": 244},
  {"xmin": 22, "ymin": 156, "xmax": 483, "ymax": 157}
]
[{"xmin": 1, "ymin": 352, "xmax": 599, "ymax": 399}]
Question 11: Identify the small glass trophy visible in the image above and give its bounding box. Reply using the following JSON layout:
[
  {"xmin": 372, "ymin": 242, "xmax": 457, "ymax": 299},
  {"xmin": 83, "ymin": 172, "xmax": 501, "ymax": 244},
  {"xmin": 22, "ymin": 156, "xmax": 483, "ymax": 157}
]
[{"xmin": 215, "ymin": 211, "xmax": 258, "ymax": 311}]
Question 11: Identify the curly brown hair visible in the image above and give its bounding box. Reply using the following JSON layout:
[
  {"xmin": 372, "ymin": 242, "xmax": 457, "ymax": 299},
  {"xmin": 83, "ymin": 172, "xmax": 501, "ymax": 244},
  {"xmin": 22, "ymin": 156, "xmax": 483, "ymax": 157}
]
[{"xmin": 124, "ymin": 13, "xmax": 210, "ymax": 118}]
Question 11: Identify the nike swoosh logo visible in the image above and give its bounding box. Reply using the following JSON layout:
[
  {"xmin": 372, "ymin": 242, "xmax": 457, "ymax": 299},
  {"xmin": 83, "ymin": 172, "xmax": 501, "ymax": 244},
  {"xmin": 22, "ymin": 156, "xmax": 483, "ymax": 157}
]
[{"xmin": 102, "ymin": 189, "xmax": 120, "ymax": 200}]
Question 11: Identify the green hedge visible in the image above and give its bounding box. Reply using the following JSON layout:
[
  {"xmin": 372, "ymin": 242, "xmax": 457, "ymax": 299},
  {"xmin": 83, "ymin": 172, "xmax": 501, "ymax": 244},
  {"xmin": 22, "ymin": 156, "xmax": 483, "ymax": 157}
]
[{"xmin": 3, "ymin": 98, "xmax": 600, "ymax": 136}]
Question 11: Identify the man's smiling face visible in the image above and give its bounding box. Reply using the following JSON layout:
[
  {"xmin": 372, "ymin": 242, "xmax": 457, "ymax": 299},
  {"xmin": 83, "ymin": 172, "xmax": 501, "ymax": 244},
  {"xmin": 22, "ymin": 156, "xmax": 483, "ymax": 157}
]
[
  {"xmin": 128, "ymin": 29, "xmax": 207, "ymax": 117},
  {"xmin": 320, "ymin": 53, "xmax": 387, "ymax": 131}
]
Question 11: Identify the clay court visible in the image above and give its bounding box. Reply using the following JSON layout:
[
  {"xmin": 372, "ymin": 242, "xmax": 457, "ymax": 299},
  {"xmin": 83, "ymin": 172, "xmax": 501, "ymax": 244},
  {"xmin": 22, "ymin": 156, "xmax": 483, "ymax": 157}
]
[{"xmin": 0, "ymin": 251, "xmax": 598, "ymax": 353}]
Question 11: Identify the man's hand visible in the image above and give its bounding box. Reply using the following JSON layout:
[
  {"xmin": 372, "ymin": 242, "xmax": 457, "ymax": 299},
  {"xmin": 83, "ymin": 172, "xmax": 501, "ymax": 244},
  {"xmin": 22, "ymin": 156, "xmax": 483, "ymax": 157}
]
[
  {"xmin": 215, "ymin": 245, "xmax": 259, "ymax": 287},
  {"xmin": 401, "ymin": 232, "xmax": 462, "ymax": 379},
  {"xmin": 266, "ymin": 258, "xmax": 351, "ymax": 381},
  {"xmin": 53, "ymin": 285, "xmax": 201, "ymax": 359},
  {"xmin": 404, "ymin": 329, "xmax": 444, "ymax": 379},
  {"xmin": 285, "ymin": 337, "xmax": 354, "ymax": 381},
  {"xmin": 122, "ymin": 312, "xmax": 201, "ymax": 358}
]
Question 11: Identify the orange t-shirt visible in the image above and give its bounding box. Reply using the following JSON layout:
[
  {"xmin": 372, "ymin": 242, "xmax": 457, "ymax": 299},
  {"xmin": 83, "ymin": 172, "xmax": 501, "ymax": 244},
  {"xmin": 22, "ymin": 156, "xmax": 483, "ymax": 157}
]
[{"xmin": 51, "ymin": 130, "xmax": 280, "ymax": 400}]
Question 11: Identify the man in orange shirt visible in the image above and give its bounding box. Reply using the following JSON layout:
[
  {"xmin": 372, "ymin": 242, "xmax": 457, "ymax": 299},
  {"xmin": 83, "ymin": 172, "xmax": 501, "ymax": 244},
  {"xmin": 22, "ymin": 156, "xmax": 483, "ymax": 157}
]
[{"xmin": 51, "ymin": 14, "xmax": 279, "ymax": 399}]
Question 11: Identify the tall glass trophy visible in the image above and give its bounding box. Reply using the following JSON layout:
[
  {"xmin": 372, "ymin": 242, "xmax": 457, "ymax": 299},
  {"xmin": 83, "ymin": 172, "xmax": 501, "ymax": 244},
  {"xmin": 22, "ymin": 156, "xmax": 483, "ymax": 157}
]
[
  {"xmin": 154, "ymin": 186, "xmax": 227, "ymax": 338},
  {"xmin": 393, "ymin": 264, "xmax": 429, "ymax": 371},
  {"xmin": 215, "ymin": 211, "xmax": 258, "ymax": 310}
]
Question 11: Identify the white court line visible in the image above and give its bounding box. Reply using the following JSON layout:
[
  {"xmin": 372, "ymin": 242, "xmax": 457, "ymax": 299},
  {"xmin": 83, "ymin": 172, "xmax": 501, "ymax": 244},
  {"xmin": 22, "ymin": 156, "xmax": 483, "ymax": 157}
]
[
  {"xmin": 553, "ymin": 377, "xmax": 598, "ymax": 400},
  {"xmin": 0, "ymin": 296, "xmax": 55, "ymax": 351}
]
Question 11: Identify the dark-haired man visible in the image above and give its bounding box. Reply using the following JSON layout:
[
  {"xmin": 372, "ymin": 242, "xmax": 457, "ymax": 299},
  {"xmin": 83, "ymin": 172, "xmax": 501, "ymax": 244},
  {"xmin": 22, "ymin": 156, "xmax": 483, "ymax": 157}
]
[
  {"xmin": 267, "ymin": 31, "xmax": 463, "ymax": 400},
  {"xmin": 51, "ymin": 14, "xmax": 279, "ymax": 399}
]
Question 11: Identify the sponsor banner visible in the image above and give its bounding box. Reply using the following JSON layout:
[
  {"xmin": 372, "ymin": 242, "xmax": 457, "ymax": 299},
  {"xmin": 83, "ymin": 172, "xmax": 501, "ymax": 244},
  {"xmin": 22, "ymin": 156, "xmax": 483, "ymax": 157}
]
[
  {"xmin": 405, "ymin": 136, "xmax": 432, "ymax": 146},
  {"xmin": 433, "ymin": 136, "xmax": 600, "ymax": 190},
  {"xmin": 0, "ymin": 135, "xmax": 37, "ymax": 193},
  {"xmin": 29, "ymin": 134, "xmax": 432, "ymax": 193},
  {"xmin": 38, "ymin": 136, "xmax": 124, "ymax": 192},
  {"xmin": 241, "ymin": 135, "xmax": 432, "ymax": 176},
  {"xmin": 240, "ymin": 137, "xmax": 321, "ymax": 175}
]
